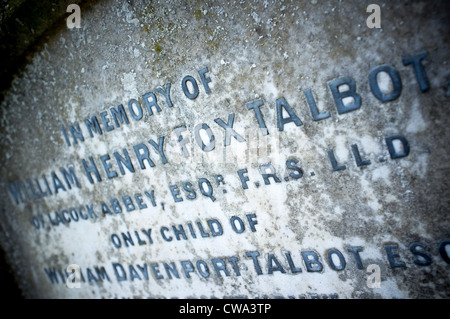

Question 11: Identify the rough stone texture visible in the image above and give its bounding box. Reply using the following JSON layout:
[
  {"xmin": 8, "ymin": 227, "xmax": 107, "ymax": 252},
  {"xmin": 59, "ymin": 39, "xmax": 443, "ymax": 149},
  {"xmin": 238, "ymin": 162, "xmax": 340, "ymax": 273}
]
[{"xmin": 0, "ymin": 0, "xmax": 449, "ymax": 298}]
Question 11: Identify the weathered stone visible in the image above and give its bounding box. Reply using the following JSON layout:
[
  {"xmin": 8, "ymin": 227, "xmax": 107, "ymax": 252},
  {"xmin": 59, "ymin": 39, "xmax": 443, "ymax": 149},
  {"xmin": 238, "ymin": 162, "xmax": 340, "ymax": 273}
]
[{"xmin": 0, "ymin": 0, "xmax": 449, "ymax": 299}]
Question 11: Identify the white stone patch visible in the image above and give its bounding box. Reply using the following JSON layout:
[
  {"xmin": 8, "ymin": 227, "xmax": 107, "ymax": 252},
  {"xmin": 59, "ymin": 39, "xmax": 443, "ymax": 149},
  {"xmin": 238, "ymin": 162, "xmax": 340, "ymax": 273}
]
[
  {"xmin": 360, "ymin": 175, "xmax": 382, "ymax": 213},
  {"xmin": 406, "ymin": 100, "xmax": 427, "ymax": 133},
  {"xmin": 377, "ymin": 71, "xmax": 394, "ymax": 94},
  {"xmin": 133, "ymin": 48, "xmax": 141, "ymax": 58},
  {"xmin": 410, "ymin": 152, "xmax": 429, "ymax": 177},
  {"xmin": 334, "ymin": 135, "xmax": 350, "ymax": 161},
  {"xmin": 121, "ymin": 72, "xmax": 138, "ymax": 97},
  {"xmin": 251, "ymin": 12, "xmax": 261, "ymax": 23},
  {"xmin": 371, "ymin": 165, "xmax": 392, "ymax": 184}
]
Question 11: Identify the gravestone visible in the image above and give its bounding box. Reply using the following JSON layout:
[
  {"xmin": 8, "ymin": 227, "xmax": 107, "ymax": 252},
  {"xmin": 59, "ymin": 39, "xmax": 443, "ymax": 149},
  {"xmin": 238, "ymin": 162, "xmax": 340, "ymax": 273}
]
[{"xmin": 0, "ymin": 0, "xmax": 449, "ymax": 299}]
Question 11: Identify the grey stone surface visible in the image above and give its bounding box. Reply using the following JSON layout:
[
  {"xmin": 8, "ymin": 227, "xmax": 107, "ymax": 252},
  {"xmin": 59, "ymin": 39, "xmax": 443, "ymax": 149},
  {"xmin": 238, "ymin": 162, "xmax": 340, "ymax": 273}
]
[{"xmin": 0, "ymin": 0, "xmax": 449, "ymax": 298}]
